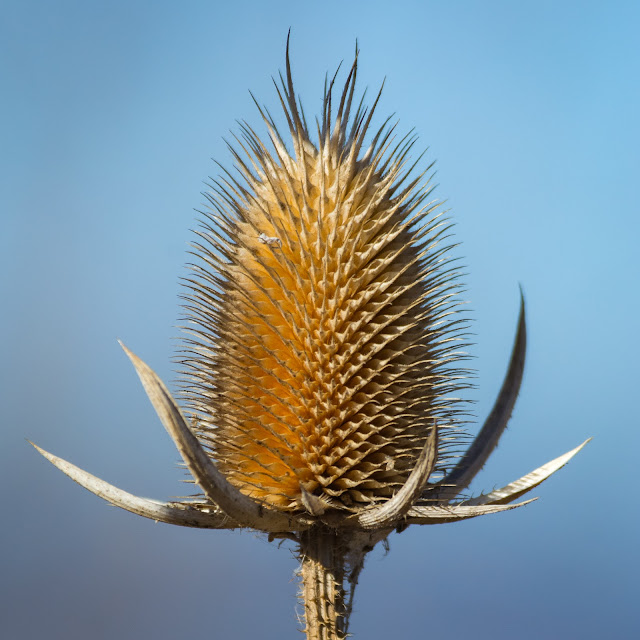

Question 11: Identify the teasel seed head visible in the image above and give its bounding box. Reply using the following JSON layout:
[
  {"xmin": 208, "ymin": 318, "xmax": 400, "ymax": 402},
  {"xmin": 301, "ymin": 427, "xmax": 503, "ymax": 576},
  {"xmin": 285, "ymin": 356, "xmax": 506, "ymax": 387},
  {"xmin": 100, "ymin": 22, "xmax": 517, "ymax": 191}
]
[
  {"xmin": 32, "ymin": 35, "xmax": 590, "ymax": 640},
  {"xmin": 179, "ymin": 44, "xmax": 471, "ymax": 516}
]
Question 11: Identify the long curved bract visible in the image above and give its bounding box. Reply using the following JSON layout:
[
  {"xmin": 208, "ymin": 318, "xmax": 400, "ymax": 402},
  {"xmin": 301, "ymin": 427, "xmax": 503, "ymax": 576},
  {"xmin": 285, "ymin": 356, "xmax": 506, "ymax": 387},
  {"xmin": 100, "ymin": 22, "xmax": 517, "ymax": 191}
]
[
  {"xmin": 120, "ymin": 343, "xmax": 309, "ymax": 533},
  {"xmin": 462, "ymin": 439, "xmax": 591, "ymax": 506},
  {"xmin": 29, "ymin": 442, "xmax": 234, "ymax": 529},
  {"xmin": 429, "ymin": 291, "xmax": 527, "ymax": 503}
]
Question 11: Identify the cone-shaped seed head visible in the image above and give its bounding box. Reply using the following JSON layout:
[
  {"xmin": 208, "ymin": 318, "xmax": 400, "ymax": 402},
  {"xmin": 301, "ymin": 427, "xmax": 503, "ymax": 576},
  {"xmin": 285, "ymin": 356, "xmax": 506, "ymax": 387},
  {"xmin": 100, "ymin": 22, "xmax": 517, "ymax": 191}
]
[{"xmin": 180, "ymin": 49, "xmax": 471, "ymax": 513}]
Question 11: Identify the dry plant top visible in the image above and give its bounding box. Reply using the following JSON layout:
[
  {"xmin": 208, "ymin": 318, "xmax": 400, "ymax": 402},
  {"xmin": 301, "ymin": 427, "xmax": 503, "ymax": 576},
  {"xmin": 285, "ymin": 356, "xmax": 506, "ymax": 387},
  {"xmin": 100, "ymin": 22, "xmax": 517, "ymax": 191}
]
[{"xmin": 32, "ymin": 39, "xmax": 589, "ymax": 640}]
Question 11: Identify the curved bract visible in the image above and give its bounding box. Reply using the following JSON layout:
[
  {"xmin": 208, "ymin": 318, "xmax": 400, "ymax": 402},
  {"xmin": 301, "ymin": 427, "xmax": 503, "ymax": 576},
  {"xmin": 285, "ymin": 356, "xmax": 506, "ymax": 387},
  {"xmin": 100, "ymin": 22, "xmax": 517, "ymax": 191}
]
[
  {"xmin": 460, "ymin": 438, "xmax": 591, "ymax": 507},
  {"xmin": 425, "ymin": 290, "xmax": 527, "ymax": 503},
  {"xmin": 120, "ymin": 342, "xmax": 308, "ymax": 533},
  {"xmin": 357, "ymin": 419, "xmax": 438, "ymax": 529},
  {"xmin": 31, "ymin": 37, "xmax": 589, "ymax": 640},
  {"xmin": 29, "ymin": 442, "xmax": 232, "ymax": 529}
]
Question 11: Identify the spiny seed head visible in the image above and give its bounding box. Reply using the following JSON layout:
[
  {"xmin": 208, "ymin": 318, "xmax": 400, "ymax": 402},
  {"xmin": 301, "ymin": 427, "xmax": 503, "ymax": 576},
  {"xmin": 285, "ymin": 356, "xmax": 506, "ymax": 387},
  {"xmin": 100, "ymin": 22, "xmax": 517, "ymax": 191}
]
[
  {"xmin": 180, "ymin": 48, "xmax": 471, "ymax": 514},
  {"xmin": 29, "ymin": 37, "xmax": 588, "ymax": 640}
]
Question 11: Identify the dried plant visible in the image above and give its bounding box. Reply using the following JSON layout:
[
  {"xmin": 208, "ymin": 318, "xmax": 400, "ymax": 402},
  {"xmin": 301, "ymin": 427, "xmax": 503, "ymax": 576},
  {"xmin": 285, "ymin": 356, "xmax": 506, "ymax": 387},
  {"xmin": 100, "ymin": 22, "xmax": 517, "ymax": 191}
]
[{"xmin": 32, "ymin": 38, "xmax": 589, "ymax": 640}]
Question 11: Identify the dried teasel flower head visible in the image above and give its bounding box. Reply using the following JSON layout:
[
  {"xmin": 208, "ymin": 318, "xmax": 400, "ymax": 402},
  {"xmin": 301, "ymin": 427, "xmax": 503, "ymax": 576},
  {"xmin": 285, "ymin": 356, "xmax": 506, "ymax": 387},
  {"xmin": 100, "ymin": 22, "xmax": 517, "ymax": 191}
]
[
  {"xmin": 32, "ymin": 36, "xmax": 589, "ymax": 640},
  {"xmin": 180, "ymin": 43, "xmax": 471, "ymax": 516}
]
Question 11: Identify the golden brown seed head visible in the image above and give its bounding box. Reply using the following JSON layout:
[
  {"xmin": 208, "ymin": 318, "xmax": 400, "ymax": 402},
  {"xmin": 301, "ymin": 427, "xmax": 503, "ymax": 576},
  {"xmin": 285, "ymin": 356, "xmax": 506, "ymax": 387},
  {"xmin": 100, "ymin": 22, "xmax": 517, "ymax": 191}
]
[{"xmin": 181, "ymin": 50, "xmax": 471, "ymax": 513}]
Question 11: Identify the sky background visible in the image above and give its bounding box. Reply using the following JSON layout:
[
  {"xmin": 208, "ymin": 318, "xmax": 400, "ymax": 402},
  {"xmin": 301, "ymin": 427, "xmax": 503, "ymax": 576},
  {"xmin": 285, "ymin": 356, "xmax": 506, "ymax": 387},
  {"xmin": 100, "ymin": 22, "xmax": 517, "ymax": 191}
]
[{"xmin": 2, "ymin": 1, "xmax": 638, "ymax": 638}]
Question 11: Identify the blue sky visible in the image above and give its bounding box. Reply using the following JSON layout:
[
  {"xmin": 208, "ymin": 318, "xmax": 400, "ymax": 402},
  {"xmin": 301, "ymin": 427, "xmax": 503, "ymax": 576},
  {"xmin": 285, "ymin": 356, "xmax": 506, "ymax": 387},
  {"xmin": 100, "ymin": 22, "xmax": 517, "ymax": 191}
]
[{"xmin": 2, "ymin": 1, "xmax": 638, "ymax": 638}]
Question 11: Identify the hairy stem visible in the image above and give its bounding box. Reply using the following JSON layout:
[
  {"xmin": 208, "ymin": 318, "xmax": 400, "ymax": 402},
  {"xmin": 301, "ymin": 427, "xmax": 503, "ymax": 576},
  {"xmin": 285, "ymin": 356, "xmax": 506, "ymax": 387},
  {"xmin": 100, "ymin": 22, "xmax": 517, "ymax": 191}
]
[{"xmin": 299, "ymin": 527, "xmax": 348, "ymax": 640}]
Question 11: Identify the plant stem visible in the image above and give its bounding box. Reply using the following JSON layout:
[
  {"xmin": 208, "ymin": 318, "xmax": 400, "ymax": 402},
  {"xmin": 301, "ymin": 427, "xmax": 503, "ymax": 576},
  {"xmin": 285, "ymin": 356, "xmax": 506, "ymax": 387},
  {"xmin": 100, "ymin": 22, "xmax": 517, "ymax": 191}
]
[{"xmin": 299, "ymin": 526, "xmax": 348, "ymax": 640}]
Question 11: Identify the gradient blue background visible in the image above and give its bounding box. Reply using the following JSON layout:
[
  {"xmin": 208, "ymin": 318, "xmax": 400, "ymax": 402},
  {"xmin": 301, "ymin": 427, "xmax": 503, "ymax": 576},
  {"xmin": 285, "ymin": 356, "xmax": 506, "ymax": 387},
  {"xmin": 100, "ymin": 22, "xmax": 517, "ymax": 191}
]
[{"xmin": 2, "ymin": 1, "xmax": 638, "ymax": 638}]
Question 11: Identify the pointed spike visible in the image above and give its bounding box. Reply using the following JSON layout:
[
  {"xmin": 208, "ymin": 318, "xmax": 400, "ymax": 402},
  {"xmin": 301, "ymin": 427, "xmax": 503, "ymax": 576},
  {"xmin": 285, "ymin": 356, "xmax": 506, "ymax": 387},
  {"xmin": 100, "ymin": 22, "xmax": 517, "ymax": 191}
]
[
  {"xmin": 462, "ymin": 438, "xmax": 592, "ymax": 506},
  {"xmin": 358, "ymin": 420, "xmax": 438, "ymax": 529},
  {"xmin": 28, "ymin": 441, "xmax": 234, "ymax": 529},
  {"xmin": 284, "ymin": 30, "xmax": 304, "ymax": 134},
  {"xmin": 118, "ymin": 342, "xmax": 306, "ymax": 533},
  {"xmin": 433, "ymin": 289, "xmax": 526, "ymax": 502}
]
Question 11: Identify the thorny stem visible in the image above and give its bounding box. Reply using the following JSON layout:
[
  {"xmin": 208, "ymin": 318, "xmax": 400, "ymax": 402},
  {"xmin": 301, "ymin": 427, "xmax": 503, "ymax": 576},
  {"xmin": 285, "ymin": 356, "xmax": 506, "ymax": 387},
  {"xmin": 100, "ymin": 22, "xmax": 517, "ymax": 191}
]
[{"xmin": 299, "ymin": 527, "xmax": 349, "ymax": 640}]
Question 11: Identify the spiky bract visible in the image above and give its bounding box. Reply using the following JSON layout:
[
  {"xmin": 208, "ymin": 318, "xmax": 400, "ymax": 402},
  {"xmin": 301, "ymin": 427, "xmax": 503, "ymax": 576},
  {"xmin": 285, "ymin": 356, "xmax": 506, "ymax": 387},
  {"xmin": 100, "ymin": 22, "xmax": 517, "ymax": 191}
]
[{"xmin": 180, "ymin": 51, "xmax": 470, "ymax": 514}]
